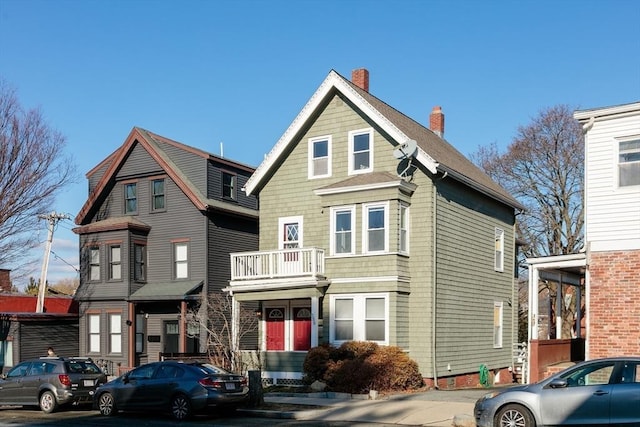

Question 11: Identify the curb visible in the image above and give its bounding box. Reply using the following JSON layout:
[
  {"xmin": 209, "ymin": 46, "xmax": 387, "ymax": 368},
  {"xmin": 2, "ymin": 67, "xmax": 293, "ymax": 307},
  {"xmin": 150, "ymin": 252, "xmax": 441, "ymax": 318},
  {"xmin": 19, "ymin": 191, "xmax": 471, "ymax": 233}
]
[{"xmin": 237, "ymin": 408, "xmax": 329, "ymax": 420}]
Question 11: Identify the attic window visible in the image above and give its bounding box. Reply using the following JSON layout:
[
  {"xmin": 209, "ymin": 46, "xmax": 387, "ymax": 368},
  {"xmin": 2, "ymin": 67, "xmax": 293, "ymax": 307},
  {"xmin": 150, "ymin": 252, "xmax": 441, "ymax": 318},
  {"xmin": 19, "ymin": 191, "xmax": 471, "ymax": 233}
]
[
  {"xmin": 222, "ymin": 172, "xmax": 236, "ymax": 199},
  {"xmin": 308, "ymin": 136, "xmax": 332, "ymax": 179},
  {"xmin": 348, "ymin": 128, "xmax": 373, "ymax": 175},
  {"xmin": 124, "ymin": 182, "xmax": 137, "ymax": 214}
]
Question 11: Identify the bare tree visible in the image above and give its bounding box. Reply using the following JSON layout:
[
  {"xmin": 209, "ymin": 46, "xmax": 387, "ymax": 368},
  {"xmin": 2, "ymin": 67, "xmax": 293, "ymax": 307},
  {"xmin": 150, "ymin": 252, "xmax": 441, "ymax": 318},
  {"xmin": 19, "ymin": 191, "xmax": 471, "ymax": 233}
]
[
  {"xmin": 473, "ymin": 105, "xmax": 585, "ymax": 341},
  {"xmin": 473, "ymin": 105, "xmax": 584, "ymax": 259},
  {"xmin": 186, "ymin": 292, "xmax": 259, "ymax": 373},
  {"xmin": 0, "ymin": 79, "xmax": 76, "ymax": 279}
]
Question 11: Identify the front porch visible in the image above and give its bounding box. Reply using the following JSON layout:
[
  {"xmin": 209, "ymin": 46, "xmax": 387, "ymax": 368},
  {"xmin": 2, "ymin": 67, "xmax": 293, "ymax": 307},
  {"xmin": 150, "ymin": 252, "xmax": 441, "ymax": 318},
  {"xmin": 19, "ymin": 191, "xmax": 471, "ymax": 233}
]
[{"xmin": 526, "ymin": 253, "xmax": 587, "ymax": 383}]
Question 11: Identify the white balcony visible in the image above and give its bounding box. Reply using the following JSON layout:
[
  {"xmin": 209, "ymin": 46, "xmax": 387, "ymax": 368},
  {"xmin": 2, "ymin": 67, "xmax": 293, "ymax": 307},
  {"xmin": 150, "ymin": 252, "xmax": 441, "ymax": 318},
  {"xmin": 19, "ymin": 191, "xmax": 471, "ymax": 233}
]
[{"xmin": 230, "ymin": 248, "xmax": 325, "ymax": 281}]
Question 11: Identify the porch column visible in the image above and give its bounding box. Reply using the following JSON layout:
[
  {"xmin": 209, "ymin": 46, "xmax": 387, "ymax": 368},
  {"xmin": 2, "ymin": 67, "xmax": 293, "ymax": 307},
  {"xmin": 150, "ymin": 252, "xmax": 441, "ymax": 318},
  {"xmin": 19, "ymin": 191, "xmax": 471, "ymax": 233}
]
[
  {"xmin": 527, "ymin": 266, "xmax": 539, "ymax": 384},
  {"xmin": 128, "ymin": 302, "xmax": 135, "ymax": 370},
  {"xmin": 231, "ymin": 296, "xmax": 239, "ymax": 354},
  {"xmin": 556, "ymin": 274, "xmax": 563, "ymax": 339},
  {"xmin": 310, "ymin": 296, "xmax": 319, "ymax": 347},
  {"xmin": 179, "ymin": 301, "xmax": 187, "ymax": 353}
]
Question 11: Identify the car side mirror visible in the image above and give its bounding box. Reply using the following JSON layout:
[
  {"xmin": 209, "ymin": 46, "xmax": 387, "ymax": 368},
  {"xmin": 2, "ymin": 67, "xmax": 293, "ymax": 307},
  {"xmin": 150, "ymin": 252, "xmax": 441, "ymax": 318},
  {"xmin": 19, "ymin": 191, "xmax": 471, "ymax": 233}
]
[{"xmin": 549, "ymin": 379, "xmax": 568, "ymax": 388}]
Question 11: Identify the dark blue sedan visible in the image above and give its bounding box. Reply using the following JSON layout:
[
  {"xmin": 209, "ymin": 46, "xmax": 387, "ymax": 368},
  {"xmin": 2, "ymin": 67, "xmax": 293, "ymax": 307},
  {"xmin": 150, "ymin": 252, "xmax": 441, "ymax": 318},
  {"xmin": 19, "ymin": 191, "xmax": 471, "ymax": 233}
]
[{"xmin": 95, "ymin": 360, "xmax": 249, "ymax": 420}]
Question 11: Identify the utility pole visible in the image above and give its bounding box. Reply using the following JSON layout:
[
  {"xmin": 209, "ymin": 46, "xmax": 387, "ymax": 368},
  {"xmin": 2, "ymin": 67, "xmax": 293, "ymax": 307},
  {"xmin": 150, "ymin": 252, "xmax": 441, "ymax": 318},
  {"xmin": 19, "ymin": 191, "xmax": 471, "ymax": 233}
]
[{"xmin": 36, "ymin": 211, "xmax": 70, "ymax": 313}]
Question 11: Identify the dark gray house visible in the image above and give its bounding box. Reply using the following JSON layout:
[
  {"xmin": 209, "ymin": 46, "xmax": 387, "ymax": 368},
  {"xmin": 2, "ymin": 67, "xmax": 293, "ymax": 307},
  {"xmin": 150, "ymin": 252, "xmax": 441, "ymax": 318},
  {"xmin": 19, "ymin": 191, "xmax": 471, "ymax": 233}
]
[{"xmin": 73, "ymin": 127, "xmax": 258, "ymax": 374}]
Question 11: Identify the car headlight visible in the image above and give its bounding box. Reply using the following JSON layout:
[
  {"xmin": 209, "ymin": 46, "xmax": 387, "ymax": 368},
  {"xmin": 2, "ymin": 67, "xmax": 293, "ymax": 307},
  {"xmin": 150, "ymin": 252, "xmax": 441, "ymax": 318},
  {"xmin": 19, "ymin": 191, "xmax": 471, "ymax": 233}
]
[{"xmin": 480, "ymin": 391, "xmax": 502, "ymax": 401}]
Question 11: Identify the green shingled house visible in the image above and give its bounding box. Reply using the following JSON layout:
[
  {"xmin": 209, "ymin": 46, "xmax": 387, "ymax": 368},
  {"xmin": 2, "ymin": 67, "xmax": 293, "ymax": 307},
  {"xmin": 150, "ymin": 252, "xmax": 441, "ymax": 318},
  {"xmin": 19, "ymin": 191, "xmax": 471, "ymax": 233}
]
[{"xmin": 228, "ymin": 68, "xmax": 524, "ymax": 388}]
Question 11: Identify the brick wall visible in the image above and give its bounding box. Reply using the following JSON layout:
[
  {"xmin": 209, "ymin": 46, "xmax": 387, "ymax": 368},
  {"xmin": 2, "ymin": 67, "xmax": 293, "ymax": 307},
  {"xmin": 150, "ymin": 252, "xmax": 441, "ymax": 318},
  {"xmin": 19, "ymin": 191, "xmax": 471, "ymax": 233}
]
[
  {"xmin": 0, "ymin": 269, "xmax": 10, "ymax": 292},
  {"xmin": 588, "ymin": 249, "xmax": 640, "ymax": 357}
]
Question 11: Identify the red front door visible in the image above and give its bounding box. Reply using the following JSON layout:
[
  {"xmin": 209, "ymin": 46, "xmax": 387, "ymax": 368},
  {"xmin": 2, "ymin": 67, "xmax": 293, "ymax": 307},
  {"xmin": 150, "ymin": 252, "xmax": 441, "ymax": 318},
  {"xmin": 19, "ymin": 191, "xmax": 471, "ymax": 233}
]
[
  {"xmin": 266, "ymin": 307, "xmax": 285, "ymax": 350},
  {"xmin": 293, "ymin": 307, "xmax": 311, "ymax": 351}
]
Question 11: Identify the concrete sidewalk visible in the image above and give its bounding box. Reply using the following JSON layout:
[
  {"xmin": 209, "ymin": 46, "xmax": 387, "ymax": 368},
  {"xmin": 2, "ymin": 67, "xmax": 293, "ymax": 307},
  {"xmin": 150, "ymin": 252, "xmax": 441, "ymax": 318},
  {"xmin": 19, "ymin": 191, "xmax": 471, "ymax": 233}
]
[{"xmin": 244, "ymin": 389, "xmax": 488, "ymax": 426}]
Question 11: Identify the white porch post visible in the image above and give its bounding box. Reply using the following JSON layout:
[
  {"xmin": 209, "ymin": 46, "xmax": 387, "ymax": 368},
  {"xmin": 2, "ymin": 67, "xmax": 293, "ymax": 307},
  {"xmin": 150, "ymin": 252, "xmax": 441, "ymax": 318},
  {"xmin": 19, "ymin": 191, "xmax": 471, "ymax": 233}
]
[
  {"xmin": 311, "ymin": 296, "xmax": 319, "ymax": 347},
  {"xmin": 527, "ymin": 265, "xmax": 539, "ymax": 384},
  {"xmin": 556, "ymin": 274, "xmax": 563, "ymax": 339},
  {"xmin": 231, "ymin": 295, "xmax": 239, "ymax": 370}
]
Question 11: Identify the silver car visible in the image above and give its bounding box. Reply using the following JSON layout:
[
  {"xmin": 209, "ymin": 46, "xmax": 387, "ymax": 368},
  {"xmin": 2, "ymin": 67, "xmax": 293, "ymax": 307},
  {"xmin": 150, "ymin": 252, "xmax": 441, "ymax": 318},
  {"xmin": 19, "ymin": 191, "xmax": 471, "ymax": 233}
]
[{"xmin": 475, "ymin": 357, "xmax": 640, "ymax": 427}]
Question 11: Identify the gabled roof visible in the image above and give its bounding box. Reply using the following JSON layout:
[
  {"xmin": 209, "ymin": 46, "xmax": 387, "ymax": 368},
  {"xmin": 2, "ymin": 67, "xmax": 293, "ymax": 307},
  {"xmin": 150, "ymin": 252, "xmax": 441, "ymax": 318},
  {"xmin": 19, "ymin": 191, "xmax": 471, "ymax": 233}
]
[
  {"xmin": 75, "ymin": 127, "xmax": 258, "ymax": 226},
  {"xmin": 244, "ymin": 70, "xmax": 522, "ymax": 210}
]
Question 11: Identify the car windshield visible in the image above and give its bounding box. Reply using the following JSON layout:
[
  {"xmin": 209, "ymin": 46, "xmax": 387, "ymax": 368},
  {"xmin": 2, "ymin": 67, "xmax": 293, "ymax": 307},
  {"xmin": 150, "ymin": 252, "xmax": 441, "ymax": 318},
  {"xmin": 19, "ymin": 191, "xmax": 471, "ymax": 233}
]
[{"xmin": 66, "ymin": 360, "xmax": 102, "ymax": 374}]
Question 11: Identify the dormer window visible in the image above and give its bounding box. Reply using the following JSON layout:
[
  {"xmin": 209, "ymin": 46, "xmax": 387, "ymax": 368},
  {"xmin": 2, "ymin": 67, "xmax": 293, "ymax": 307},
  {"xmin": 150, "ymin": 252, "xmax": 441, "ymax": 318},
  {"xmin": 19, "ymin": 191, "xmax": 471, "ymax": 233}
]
[
  {"xmin": 222, "ymin": 172, "xmax": 236, "ymax": 199},
  {"xmin": 308, "ymin": 136, "xmax": 331, "ymax": 178},
  {"xmin": 349, "ymin": 128, "xmax": 373, "ymax": 174}
]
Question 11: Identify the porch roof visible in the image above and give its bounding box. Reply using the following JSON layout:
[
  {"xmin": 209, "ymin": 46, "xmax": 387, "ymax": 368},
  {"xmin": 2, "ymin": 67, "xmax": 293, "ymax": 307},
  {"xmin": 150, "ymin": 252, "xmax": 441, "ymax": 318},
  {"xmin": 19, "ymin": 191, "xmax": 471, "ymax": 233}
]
[{"xmin": 128, "ymin": 280, "xmax": 203, "ymax": 302}]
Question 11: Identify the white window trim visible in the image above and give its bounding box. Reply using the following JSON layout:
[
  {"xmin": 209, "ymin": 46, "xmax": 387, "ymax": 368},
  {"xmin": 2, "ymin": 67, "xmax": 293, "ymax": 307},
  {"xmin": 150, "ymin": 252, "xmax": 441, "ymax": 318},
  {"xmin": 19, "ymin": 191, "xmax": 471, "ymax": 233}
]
[
  {"xmin": 109, "ymin": 313, "xmax": 122, "ymax": 354},
  {"xmin": 174, "ymin": 242, "xmax": 189, "ymax": 279},
  {"xmin": 493, "ymin": 301, "xmax": 503, "ymax": 348},
  {"xmin": 399, "ymin": 203, "xmax": 410, "ymax": 255},
  {"xmin": 278, "ymin": 216, "xmax": 303, "ymax": 249},
  {"xmin": 88, "ymin": 314, "xmax": 100, "ymax": 353},
  {"xmin": 348, "ymin": 128, "xmax": 374, "ymax": 175},
  {"xmin": 494, "ymin": 228, "xmax": 504, "ymax": 272},
  {"xmin": 616, "ymin": 135, "xmax": 640, "ymax": 189},
  {"xmin": 330, "ymin": 205, "xmax": 356, "ymax": 256},
  {"xmin": 308, "ymin": 135, "xmax": 332, "ymax": 179},
  {"xmin": 261, "ymin": 300, "xmax": 315, "ymax": 352},
  {"xmin": 362, "ymin": 202, "xmax": 389, "ymax": 254},
  {"xmin": 329, "ymin": 293, "xmax": 389, "ymax": 345}
]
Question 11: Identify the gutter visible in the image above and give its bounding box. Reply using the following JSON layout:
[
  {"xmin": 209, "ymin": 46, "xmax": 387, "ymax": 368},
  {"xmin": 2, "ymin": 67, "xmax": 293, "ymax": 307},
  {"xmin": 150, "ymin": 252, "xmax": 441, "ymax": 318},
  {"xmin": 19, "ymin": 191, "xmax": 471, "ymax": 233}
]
[{"xmin": 432, "ymin": 178, "xmax": 439, "ymax": 389}]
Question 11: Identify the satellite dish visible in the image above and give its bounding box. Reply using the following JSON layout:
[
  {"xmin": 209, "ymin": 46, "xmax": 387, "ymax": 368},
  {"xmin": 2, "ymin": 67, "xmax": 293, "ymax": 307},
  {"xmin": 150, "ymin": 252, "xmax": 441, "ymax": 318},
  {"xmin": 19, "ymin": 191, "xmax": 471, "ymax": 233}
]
[{"xmin": 393, "ymin": 139, "xmax": 417, "ymax": 159}]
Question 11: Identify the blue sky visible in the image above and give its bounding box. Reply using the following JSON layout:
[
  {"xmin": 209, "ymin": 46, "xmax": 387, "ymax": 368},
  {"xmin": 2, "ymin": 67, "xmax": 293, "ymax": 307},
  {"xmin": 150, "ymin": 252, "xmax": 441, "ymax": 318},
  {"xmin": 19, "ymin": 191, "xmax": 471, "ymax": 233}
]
[{"xmin": 1, "ymin": 0, "xmax": 639, "ymax": 286}]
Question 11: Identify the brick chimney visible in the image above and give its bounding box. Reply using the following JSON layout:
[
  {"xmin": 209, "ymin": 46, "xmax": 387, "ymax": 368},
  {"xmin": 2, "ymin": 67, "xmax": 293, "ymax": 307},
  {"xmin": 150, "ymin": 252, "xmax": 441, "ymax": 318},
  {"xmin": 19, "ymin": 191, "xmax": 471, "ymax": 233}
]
[
  {"xmin": 430, "ymin": 106, "xmax": 445, "ymax": 138},
  {"xmin": 0, "ymin": 269, "xmax": 11, "ymax": 293},
  {"xmin": 351, "ymin": 68, "xmax": 369, "ymax": 92}
]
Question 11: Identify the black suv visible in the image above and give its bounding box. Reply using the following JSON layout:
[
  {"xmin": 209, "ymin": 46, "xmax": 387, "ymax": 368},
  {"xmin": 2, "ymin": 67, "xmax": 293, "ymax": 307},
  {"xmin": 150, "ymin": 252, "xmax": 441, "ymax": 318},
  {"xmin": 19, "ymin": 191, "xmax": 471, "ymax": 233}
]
[{"xmin": 0, "ymin": 356, "xmax": 107, "ymax": 413}]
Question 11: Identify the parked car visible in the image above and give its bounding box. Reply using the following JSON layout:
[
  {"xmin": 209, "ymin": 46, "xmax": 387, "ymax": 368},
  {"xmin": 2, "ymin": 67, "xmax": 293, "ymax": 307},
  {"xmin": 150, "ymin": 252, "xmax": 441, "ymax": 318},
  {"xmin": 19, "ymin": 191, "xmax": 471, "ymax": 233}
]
[
  {"xmin": 0, "ymin": 356, "xmax": 107, "ymax": 413},
  {"xmin": 94, "ymin": 360, "xmax": 249, "ymax": 420},
  {"xmin": 475, "ymin": 357, "xmax": 640, "ymax": 427}
]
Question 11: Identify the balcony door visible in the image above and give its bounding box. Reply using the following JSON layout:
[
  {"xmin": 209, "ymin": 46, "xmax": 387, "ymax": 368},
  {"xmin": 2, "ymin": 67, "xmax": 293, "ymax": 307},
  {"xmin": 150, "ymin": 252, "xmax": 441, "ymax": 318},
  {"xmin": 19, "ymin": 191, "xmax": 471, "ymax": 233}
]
[{"xmin": 279, "ymin": 216, "xmax": 303, "ymax": 275}]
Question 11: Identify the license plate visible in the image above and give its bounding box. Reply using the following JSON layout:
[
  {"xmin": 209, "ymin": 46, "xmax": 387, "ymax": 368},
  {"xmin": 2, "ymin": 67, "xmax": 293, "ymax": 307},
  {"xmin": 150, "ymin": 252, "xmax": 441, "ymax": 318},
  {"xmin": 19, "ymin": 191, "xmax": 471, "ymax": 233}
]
[
  {"xmin": 83, "ymin": 380, "xmax": 94, "ymax": 387},
  {"xmin": 225, "ymin": 383, "xmax": 235, "ymax": 390}
]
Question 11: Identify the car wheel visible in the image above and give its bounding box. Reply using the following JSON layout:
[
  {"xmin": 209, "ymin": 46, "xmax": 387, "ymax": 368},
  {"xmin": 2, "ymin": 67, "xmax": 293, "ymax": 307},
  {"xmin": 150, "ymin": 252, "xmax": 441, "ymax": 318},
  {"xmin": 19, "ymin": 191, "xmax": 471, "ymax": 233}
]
[
  {"xmin": 39, "ymin": 390, "xmax": 58, "ymax": 414},
  {"xmin": 170, "ymin": 394, "xmax": 192, "ymax": 420},
  {"xmin": 495, "ymin": 404, "xmax": 536, "ymax": 427},
  {"xmin": 98, "ymin": 392, "xmax": 117, "ymax": 416}
]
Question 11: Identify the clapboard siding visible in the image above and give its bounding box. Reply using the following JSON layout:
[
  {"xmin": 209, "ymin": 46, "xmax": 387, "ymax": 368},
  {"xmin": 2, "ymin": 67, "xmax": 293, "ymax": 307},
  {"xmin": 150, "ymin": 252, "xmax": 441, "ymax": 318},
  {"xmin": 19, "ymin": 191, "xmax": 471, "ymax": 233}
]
[
  {"xmin": 434, "ymin": 178, "xmax": 515, "ymax": 375},
  {"xmin": 207, "ymin": 160, "xmax": 258, "ymax": 211},
  {"xmin": 586, "ymin": 114, "xmax": 640, "ymax": 247}
]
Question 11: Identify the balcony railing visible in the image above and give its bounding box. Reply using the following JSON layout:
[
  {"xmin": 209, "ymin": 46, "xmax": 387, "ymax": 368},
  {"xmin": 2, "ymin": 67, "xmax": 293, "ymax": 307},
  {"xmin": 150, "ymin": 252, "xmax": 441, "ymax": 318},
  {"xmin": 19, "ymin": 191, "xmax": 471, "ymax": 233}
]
[{"xmin": 230, "ymin": 248, "xmax": 325, "ymax": 281}]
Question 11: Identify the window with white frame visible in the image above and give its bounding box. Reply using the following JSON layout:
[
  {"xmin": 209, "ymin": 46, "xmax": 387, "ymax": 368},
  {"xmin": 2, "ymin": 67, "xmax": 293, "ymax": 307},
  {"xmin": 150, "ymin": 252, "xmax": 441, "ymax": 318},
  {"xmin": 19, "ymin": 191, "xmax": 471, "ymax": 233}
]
[
  {"xmin": 330, "ymin": 294, "xmax": 388, "ymax": 344},
  {"xmin": 493, "ymin": 301, "xmax": 503, "ymax": 348},
  {"xmin": 174, "ymin": 242, "xmax": 189, "ymax": 279},
  {"xmin": 331, "ymin": 206, "xmax": 355, "ymax": 255},
  {"xmin": 348, "ymin": 128, "xmax": 373, "ymax": 174},
  {"xmin": 399, "ymin": 204, "xmax": 409, "ymax": 254},
  {"xmin": 109, "ymin": 245, "xmax": 122, "ymax": 280},
  {"xmin": 309, "ymin": 136, "xmax": 331, "ymax": 178},
  {"xmin": 89, "ymin": 246, "xmax": 100, "ymax": 281},
  {"xmin": 109, "ymin": 313, "xmax": 122, "ymax": 353},
  {"xmin": 494, "ymin": 228, "xmax": 504, "ymax": 272},
  {"xmin": 618, "ymin": 138, "xmax": 640, "ymax": 187},
  {"xmin": 88, "ymin": 314, "xmax": 100, "ymax": 353},
  {"xmin": 279, "ymin": 216, "xmax": 302, "ymax": 249},
  {"xmin": 363, "ymin": 202, "xmax": 388, "ymax": 253}
]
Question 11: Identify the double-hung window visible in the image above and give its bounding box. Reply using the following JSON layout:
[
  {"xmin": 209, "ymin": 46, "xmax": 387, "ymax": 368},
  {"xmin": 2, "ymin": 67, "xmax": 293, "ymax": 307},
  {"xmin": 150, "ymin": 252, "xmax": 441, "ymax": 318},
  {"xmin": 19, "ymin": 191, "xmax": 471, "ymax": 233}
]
[
  {"xmin": 174, "ymin": 241, "xmax": 189, "ymax": 279},
  {"xmin": 331, "ymin": 206, "xmax": 355, "ymax": 255},
  {"xmin": 331, "ymin": 294, "xmax": 388, "ymax": 344},
  {"xmin": 88, "ymin": 314, "xmax": 100, "ymax": 353},
  {"xmin": 109, "ymin": 313, "xmax": 122, "ymax": 353},
  {"xmin": 348, "ymin": 128, "xmax": 373, "ymax": 174},
  {"xmin": 222, "ymin": 172, "xmax": 236, "ymax": 199},
  {"xmin": 308, "ymin": 136, "xmax": 331, "ymax": 178},
  {"xmin": 493, "ymin": 301, "xmax": 503, "ymax": 348},
  {"xmin": 151, "ymin": 178, "xmax": 165, "ymax": 211},
  {"xmin": 109, "ymin": 245, "xmax": 122, "ymax": 280},
  {"xmin": 399, "ymin": 204, "xmax": 409, "ymax": 254},
  {"xmin": 363, "ymin": 202, "xmax": 388, "ymax": 253},
  {"xmin": 89, "ymin": 246, "xmax": 100, "ymax": 281},
  {"xmin": 618, "ymin": 138, "xmax": 640, "ymax": 187},
  {"xmin": 134, "ymin": 243, "xmax": 146, "ymax": 282},
  {"xmin": 124, "ymin": 182, "xmax": 137, "ymax": 214},
  {"xmin": 494, "ymin": 228, "xmax": 504, "ymax": 272}
]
